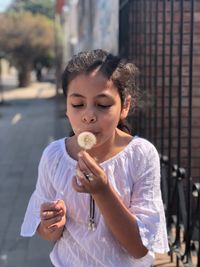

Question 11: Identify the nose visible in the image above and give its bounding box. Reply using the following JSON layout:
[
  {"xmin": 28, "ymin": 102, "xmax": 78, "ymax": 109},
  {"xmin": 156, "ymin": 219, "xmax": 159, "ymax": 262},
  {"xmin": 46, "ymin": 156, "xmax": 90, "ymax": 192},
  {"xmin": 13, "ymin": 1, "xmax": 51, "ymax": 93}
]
[{"xmin": 82, "ymin": 109, "xmax": 97, "ymax": 124}]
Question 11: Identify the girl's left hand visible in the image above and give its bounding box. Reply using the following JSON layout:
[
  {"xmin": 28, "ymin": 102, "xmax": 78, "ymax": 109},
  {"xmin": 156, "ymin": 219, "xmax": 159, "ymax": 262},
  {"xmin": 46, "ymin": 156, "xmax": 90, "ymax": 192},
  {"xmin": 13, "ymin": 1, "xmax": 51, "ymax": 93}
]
[{"xmin": 72, "ymin": 151, "xmax": 109, "ymax": 195}]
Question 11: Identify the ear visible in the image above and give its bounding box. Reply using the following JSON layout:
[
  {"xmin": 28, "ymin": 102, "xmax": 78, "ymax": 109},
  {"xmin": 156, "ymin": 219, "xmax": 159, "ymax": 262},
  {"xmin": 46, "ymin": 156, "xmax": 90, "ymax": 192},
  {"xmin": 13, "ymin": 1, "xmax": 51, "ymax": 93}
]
[{"xmin": 120, "ymin": 95, "xmax": 131, "ymax": 120}]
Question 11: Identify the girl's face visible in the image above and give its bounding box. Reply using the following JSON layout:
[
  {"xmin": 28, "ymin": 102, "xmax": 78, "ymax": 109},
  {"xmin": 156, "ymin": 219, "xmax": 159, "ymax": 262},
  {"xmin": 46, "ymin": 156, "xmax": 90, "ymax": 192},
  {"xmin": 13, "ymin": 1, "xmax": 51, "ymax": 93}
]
[{"xmin": 66, "ymin": 71, "xmax": 130, "ymax": 148}]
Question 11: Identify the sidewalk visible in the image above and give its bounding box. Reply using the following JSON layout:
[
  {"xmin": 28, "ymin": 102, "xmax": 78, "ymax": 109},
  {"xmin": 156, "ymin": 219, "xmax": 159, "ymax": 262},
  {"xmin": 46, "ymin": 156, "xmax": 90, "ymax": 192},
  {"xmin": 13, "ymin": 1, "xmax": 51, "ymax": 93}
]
[
  {"xmin": 0, "ymin": 79, "xmax": 177, "ymax": 266},
  {"xmin": 0, "ymin": 81, "xmax": 68, "ymax": 267},
  {"xmin": 154, "ymin": 253, "xmax": 181, "ymax": 267}
]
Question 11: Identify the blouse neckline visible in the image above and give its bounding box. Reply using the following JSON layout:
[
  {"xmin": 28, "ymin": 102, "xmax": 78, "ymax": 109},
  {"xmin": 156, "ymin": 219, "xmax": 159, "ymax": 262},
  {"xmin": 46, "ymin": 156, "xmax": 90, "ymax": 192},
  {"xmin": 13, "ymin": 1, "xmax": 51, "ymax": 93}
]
[{"xmin": 61, "ymin": 135, "xmax": 137, "ymax": 167}]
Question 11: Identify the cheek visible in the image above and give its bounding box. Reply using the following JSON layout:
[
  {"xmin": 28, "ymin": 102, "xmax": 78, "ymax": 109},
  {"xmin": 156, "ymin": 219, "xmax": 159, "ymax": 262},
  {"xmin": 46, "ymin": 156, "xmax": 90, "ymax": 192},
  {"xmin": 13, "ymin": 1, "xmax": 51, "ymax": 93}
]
[
  {"xmin": 66, "ymin": 110, "xmax": 78, "ymax": 127},
  {"xmin": 68, "ymin": 114, "xmax": 80, "ymax": 127},
  {"xmin": 100, "ymin": 111, "xmax": 121, "ymax": 128},
  {"xmin": 66, "ymin": 104, "xmax": 77, "ymax": 119}
]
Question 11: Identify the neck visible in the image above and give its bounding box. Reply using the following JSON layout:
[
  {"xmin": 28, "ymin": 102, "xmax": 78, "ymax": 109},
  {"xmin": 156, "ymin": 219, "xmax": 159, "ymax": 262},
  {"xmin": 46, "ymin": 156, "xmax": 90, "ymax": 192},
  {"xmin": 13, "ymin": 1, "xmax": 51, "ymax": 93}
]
[
  {"xmin": 88, "ymin": 132, "xmax": 117, "ymax": 162},
  {"xmin": 87, "ymin": 128, "xmax": 131, "ymax": 163}
]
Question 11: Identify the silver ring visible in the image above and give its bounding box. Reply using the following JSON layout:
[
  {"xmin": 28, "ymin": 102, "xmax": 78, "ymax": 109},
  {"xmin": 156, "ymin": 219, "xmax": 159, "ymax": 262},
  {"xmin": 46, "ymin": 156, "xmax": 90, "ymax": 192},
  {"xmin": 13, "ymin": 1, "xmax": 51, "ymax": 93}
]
[{"xmin": 85, "ymin": 173, "xmax": 94, "ymax": 181}]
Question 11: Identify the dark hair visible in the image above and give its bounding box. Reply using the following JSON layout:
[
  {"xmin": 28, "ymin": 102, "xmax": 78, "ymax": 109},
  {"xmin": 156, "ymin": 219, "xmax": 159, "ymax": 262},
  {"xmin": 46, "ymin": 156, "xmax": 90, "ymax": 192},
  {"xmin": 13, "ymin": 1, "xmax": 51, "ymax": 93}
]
[{"xmin": 62, "ymin": 49, "xmax": 139, "ymax": 134}]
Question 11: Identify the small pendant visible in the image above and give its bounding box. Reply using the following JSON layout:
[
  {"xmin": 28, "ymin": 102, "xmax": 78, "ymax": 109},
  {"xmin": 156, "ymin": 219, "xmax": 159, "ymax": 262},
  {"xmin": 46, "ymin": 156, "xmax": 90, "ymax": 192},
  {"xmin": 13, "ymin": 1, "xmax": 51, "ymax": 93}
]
[
  {"xmin": 88, "ymin": 221, "xmax": 96, "ymax": 231},
  {"xmin": 91, "ymin": 222, "xmax": 96, "ymax": 231},
  {"xmin": 88, "ymin": 221, "xmax": 92, "ymax": 230}
]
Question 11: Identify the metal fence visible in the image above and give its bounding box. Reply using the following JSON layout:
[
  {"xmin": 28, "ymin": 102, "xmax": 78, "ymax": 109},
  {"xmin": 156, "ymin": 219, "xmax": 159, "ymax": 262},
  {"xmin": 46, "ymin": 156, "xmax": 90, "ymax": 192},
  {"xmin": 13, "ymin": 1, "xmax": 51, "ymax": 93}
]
[{"xmin": 119, "ymin": 0, "xmax": 200, "ymax": 266}]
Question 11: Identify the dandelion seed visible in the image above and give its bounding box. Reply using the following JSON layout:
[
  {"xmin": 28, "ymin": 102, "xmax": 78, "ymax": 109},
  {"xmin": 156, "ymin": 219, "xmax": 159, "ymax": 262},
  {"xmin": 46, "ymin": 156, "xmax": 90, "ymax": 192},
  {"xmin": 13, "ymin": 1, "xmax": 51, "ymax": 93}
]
[{"xmin": 77, "ymin": 132, "xmax": 96, "ymax": 150}]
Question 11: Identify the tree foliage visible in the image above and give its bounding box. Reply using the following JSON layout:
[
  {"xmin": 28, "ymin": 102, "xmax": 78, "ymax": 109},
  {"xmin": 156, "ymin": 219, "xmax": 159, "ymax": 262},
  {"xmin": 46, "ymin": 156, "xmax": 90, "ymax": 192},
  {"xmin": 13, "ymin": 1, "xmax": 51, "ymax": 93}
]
[
  {"xmin": 7, "ymin": 0, "xmax": 55, "ymax": 19},
  {"xmin": 0, "ymin": 12, "xmax": 55, "ymax": 86}
]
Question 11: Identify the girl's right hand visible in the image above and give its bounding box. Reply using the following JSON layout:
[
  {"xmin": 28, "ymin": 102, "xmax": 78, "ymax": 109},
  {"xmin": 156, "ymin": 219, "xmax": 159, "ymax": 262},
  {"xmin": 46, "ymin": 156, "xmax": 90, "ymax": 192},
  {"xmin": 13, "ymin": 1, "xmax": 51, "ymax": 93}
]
[{"xmin": 38, "ymin": 200, "xmax": 66, "ymax": 240}]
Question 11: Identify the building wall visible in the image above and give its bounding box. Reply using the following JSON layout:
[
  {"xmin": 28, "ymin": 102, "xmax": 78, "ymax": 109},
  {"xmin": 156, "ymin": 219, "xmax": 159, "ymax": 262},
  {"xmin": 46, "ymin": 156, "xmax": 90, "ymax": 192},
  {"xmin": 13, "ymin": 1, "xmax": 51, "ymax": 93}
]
[
  {"xmin": 61, "ymin": 0, "xmax": 119, "ymax": 58},
  {"xmin": 125, "ymin": 0, "xmax": 200, "ymax": 182},
  {"xmin": 92, "ymin": 0, "xmax": 119, "ymax": 54}
]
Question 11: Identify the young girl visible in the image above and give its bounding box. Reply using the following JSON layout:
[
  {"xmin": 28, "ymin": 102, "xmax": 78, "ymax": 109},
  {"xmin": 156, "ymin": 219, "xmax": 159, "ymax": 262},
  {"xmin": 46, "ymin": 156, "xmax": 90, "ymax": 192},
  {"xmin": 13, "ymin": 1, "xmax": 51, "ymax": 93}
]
[{"xmin": 21, "ymin": 49, "xmax": 169, "ymax": 267}]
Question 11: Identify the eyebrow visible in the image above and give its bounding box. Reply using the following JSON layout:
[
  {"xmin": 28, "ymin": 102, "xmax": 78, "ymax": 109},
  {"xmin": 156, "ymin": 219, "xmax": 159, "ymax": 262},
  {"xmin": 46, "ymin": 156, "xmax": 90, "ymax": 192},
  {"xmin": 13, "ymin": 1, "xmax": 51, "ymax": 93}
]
[
  {"xmin": 69, "ymin": 93, "xmax": 114, "ymax": 99},
  {"xmin": 69, "ymin": 93, "xmax": 85, "ymax": 98}
]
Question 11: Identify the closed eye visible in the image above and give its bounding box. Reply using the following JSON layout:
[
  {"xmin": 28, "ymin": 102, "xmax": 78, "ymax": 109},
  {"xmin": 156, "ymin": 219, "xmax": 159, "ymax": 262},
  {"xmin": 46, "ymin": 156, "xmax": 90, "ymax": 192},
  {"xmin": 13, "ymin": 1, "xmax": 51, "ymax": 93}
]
[
  {"xmin": 71, "ymin": 104, "xmax": 84, "ymax": 108},
  {"xmin": 71, "ymin": 104, "xmax": 112, "ymax": 109},
  {"xmin": 97, "ymin": 104, "xmax": 112, "ymax": 109}
]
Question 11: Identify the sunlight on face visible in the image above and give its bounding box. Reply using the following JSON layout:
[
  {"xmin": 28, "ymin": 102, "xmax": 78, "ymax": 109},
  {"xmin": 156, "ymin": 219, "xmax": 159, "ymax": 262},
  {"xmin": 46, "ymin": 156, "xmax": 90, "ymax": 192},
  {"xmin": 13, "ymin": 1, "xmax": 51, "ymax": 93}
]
[{"xmin": 66, "ymin": 72, "xmax": 124, "ymax": 146}]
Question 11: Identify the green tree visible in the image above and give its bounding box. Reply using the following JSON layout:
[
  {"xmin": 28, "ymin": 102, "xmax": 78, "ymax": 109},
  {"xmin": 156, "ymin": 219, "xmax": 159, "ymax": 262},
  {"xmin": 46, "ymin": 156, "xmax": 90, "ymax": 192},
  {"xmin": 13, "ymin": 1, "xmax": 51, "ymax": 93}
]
[
  {"xmin": 7, "ymin": 0, "xmax": 55, "ymax": 19},
  {"xmin": 0, "ymin": 12, "xmax": 55, "ymax": 87}
]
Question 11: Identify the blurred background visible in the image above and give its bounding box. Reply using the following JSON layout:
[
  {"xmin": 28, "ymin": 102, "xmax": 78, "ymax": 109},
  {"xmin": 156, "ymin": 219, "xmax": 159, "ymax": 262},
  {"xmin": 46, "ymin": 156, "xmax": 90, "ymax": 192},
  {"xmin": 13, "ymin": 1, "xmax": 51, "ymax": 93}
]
[{"xmin": 0, "ymin": 0, "xmax": 199, "ymax": 266}]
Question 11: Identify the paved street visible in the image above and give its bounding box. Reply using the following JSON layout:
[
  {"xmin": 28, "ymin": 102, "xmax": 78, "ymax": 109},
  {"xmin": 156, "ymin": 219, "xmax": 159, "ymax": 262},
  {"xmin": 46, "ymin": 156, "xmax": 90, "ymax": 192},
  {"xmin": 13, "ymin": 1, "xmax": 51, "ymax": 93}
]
[{"xmin": 0, "ymin": 78, "xmax": 177, "ymax": 267}]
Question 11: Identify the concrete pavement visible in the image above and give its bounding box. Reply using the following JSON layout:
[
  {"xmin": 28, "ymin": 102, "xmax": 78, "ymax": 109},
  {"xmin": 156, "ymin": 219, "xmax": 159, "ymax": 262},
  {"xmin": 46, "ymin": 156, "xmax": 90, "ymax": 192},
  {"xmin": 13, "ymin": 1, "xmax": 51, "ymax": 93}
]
[{"xmin": 0, "ymin": 81, "xmax": 69, "ymax": 267}]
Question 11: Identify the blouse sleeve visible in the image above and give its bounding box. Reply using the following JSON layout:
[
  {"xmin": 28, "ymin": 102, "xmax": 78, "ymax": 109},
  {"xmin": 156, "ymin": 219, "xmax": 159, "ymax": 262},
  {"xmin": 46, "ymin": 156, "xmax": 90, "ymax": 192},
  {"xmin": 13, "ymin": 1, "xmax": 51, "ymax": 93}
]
[
  {"xmin": 129, "ymin": 141, "xmax": 169, "ymax": 253},
  {"xmin": 20, "ymin": 149, "xmax": 56, "ymax": 237}
]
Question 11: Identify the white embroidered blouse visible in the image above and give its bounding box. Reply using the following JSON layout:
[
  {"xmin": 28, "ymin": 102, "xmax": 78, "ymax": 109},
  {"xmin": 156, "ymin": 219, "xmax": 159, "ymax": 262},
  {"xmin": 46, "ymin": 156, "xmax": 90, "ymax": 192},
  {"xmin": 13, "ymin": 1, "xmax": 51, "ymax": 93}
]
[{"xmin": 21, "ymin": 136, "xmax": 169, "ymax": 267}]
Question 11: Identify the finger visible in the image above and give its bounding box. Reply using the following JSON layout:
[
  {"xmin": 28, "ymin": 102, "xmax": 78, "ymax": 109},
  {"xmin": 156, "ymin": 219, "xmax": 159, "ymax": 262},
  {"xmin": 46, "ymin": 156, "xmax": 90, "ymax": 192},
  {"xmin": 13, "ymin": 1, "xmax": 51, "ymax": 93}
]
[
  {"xmin": 41, "ymin": 202, "xmax": 60, "ymax": 212},
  {"xmin": 40, "ymin": 207, "xmax": 61, "ymax": 220},
  {"xmin": 41, "ymin": 209, "xmax": 63, "ymax": 220},
  {"xmin": 47, "ymin": 225, "xmax": 58, "ymax": 233},
  {"xmin": 77, "ymin": 157, "xmax": 94, "ymax": 177},
  {"xmin": 94, "ymin": 156, "xmax": 98, "ymax": 162},
  {"xmin": 42, "ymin": 214, "xmax": 62, "ymax": 228},
  {"xmin": 78, "ymin": 152, "xmax": 103, "ymax": 177},
  {"xmin": 44, "ymin": 223, "xmax": 60, "ymax": 234},
  {"xmin": 72, "ymin": 176, "xmax": 88, "ymax": 193},
  {"xmin": 76, "ymin": 165, "xmax": 93, "ymax": 185},
  {"xmin": 76, "ymin": 167, "xmax": 85, "ymax": 179},
  {"xmin": 55, "ymin": 200, "xmax": 66, "ymax": 213},
  {"xmin": 48, "ymin": 220, "xmax": 65, "ymax": 231}
]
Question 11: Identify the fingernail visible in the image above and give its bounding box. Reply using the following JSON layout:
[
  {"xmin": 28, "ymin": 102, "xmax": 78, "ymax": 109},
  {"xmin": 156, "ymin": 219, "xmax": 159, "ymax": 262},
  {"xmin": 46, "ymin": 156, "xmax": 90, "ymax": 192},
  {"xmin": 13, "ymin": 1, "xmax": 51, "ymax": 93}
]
[
  {"xmin": 94, "ymin": 157, "xmax": 98, "ymax": 162},
  {"xmin": 78, "ymin": 152, "xmax": 83, "ymax": 157}
]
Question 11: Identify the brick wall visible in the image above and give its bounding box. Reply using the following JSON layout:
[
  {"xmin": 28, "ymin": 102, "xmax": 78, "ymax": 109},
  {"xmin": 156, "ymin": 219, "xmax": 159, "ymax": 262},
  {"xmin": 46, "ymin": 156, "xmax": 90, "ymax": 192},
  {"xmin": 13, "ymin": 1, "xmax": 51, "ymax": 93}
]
[{"xmin": 127, "ymin": 0, "xmax": 200, "ymax": 182}]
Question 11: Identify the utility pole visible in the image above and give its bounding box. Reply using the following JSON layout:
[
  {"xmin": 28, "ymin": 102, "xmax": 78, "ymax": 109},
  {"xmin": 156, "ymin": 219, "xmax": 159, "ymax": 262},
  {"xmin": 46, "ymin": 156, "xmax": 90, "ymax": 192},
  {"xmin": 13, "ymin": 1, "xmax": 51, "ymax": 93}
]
[
  {"xmin": 54, "ymin": 0, "xmax": 64, "ymax": 96},
  {"xmin": 0, "ymin": 55, "xmax": 4, "ymax": 104}
]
